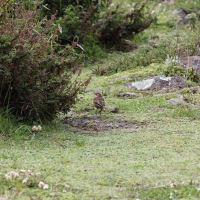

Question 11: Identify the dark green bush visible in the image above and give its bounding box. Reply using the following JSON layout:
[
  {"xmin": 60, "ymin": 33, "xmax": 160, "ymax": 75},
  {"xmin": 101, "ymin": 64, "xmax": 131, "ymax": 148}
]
[
  {"xmin": 41, "ymin": 0, "xmax": 101, "ymax": 18},
  {"xmin": 41, "ymin": 0, "xmax": 157, "ymax": 51},
  {"xmin": 43, "ymin": 0, "xmax": 103, "ymax": 44},
  {"xmin": 0, "ymin": 1, "xmax": 91, "ymax": 121},
  {"xmin": 93, "ymin": 1, "xmax": 157, "ymax": 47}
]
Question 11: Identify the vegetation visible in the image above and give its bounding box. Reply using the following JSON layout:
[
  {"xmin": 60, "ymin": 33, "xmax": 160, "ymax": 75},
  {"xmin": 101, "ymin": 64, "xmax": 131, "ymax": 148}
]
[
  {"xmin": 1, "ymin": 0, "xmax": 200, "ymax": 199},
  {"xmin": 45, "ymin": 0, "xmax": 157, "ymax": 52},
  {"xmin": 0, "ymin": 0, "xmax": 91, "ymax": 121}
]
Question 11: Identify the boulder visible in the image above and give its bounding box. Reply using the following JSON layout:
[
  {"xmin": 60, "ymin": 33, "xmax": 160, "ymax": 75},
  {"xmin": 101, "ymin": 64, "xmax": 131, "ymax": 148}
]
[
  {"xmin": 104, "ymin": 106, "xmax": 119, "ymax": 113},
  {"xmin": 126, "ymin": 76, "xmax": 186, "ymax": 91},
  {"xmin": 167, "ymin": 97, "xmax": 185, "ymax": 105},
  {"xmin": 180, "ymin": 56, "xmax": 200, "ymax": 73},
  {"xmin": 172, "ymin": 8, "xmax": 188, "ymax": 24}
]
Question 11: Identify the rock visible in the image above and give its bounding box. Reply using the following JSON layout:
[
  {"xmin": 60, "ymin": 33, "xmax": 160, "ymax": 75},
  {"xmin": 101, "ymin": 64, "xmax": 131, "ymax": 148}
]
[
  {"xmin": 180, "ymin": 56, "xmax": 200, "ymax": 73},
  {"xmin": 125, "ymin": 76, "xmax": 186, "ymax": 91},
  {"xmin": 126, "ymin": 78, "xmax": 155, "ymax": 90},
  {"xmin": 165, "ymin": 0, "xmax": 174, "ymax": 5},
  {"xmin": 116, "ymin": 75, "xmax": 130, "ymax": 80},
  {"xmin": 120, "ymin": 92, "xmax": 141, "ymax": 98},
  {"xmin": 104, "ymin": 106, "xmax": 119, "ymax": 113},
  {"xmin": 167, "ymin": 97, "xmax": 185, "ymax": 105},
  {"xmin": 172, "ymin": 8, "xmax": 188, "ymax": 24}
]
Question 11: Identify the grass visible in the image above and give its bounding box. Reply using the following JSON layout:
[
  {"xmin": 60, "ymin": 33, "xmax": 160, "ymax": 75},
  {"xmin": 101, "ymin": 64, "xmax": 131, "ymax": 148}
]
[
  {"xmin": 1, "ymin": 0, "xmax": 200, "ymax": 199},
  {"xmin": 1, "ymin": 116, "xmax": 200, "ymax": 199}
]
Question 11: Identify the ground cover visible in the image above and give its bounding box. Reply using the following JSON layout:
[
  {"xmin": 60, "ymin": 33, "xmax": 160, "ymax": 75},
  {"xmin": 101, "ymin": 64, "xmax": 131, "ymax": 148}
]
[{"xmin": 1, "ymin": 0, "xmax": 200, "ymax": 199}]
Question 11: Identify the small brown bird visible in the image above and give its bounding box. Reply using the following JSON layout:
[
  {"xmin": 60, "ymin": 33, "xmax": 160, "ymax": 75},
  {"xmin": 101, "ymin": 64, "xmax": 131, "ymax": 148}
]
[{"xmin": 93, "ymin": 92, "xmax": 105, "ymax": 116}]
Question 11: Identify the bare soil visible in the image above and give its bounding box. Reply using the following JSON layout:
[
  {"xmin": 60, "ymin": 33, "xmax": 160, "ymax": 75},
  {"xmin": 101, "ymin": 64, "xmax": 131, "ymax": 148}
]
[{"xmin": 61, "ymin": 115, "xmax": 148, "ymax": 132}]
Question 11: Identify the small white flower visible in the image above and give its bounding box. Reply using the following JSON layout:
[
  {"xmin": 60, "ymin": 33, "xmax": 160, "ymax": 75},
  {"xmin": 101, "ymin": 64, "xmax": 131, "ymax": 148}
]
[
  {"xmin": 22, "ymin": 178, "xmax": 28, "ymax": 184},
  {"xmin": 38, "ymin": 181, "xmax": 45, "ymax": 188},
  {"xmin": 27, "ymin": 170, "xmax": 33, "ymax": 175},
  {"xmin": 197, "ymin": 187, "xmax": 200, "ymax": 191},
  {"xmin": 43, "ymin": 184, "xmax": 49, "ymax": 189},
  {"xmin": 9, "ymin": 171, "xmax": 19, "ymax": 178},
  {"xmin": 65, "ymin": 184, "xmax": 70, "ymax": 188},
  {"xmin": 63, "ymin": 189, "xmax": 67, "ymax": 193},
  {"xmin": 20, "ymin": 169, "xmax": 26, "ymax": 173},
  {"xmin": 5, "ymin": 174, "xmax": 11, "ymax": 180},
  {"xmin": 32, "ymin": 126, "xmax": 38, "ymax": 131},
  {"xmin": 36, "ymin": 172, "xmax": 41, "ymax": 176},
  {"xmin": 169, "ymin": 182, "xmax": 176, "ymax": 188},
  {"xmin": 14, "ymin": 172, "xmax": 19, "ymax": 178},
  {"xmin": 37, "ymin": 125, "xmax": 42, "ymax": 131},
  {"xmin": 9, "ymin": 171, "xmax": 16, "ymax": 178}
]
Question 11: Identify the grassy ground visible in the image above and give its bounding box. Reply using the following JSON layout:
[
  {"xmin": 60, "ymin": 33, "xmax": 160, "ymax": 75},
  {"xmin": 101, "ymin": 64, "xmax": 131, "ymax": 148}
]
[
  {"xmin": 1, "ymin": 65, "xmax": 200, "ymax": 199},
  {"xmin": 1, "ymin": 113, "xmax": 200, "ymax": 199},
  {"xmin": 1, "ymin": 0, "xmax": 200, "ymax": 199}
]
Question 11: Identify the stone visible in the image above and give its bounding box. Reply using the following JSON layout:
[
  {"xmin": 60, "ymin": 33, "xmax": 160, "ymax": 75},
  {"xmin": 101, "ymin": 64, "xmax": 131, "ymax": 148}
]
[
  {"xmin": 167, "ymin": 97, "xmax": 185, "ymax": 105},
  {"xmin": 104, "ymin": 106, "xmax": 119, "ymax": 113},
  {"xmin": 125, "ymin": 76, "xmax": 186, "ymax": 91},
  {"xmin": 180, "ymin": 56, "xmax": 200, "ymax": 73},
  {"xmin": 172, "ymin": 8, "xmax": 188, "ymax": 24},
  {"xmin": 120, "ymin": 92, "xmax": 141, "ymax": 98},
  {"xmin": 165, "ymin": 0, "xmax": 174, "ymax": 5}
]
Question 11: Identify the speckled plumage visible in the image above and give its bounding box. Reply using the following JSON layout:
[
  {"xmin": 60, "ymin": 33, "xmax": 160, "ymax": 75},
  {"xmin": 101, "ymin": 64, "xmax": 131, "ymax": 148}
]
[{"xmin": 93, "ymin": 93, "xmax": 105, "ymax": 116}]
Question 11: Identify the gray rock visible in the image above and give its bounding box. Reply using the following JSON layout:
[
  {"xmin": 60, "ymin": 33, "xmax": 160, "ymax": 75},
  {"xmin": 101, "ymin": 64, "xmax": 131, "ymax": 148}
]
[
  {"xmin": 180, "ymin": 56, "xmax": 200, "ymax": 73},
  {"xmin": 167, "ymin": 97, "xmax": 185, "ymax": 105},
  {"xmin": 172, "ymin": 8, "xmax": 188, "ymax": 24},
  {"xmin": 104, "ymin": 106, "xmax": 119, "ymax": 113},
  {"xmin": 165, "ymin": 0, "xmax": 174, "ymax": 5},
  {"xmin": 126, "ymin": 76, "xmax": 186, "ymax": 91},
  {"xmin": 120, "ymin": 92, "xmax": 141, "ymax": 98}
]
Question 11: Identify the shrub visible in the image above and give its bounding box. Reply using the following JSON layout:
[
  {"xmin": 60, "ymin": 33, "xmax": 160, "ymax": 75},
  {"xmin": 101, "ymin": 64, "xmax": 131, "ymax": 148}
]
[
  {"xmin": 41, "ymin": 0, "xmax": 157, "ymax": 51},
  {"xmin": 45, "ymin": 1, "xmax": 102, "ymax": 44},
  {"xmin": 93, "ymin": 1, "xmax": 157, "ymax": 47},
  {"xmin": 45, "ymin": 1, "xmax": 106, "ymax": 58},
  {"xmin": 0, "ymin": 1, "xmax": 91, "ymax": 121},
  {"xmin": 164, "ymin": 55, "xmax": 200, "ymax": 82}
]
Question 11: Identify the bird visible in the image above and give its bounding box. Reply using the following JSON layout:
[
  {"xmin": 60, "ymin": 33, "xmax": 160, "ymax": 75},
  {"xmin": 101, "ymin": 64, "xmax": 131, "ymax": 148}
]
[{"xmin": 93, "ymin": 92, "xmax": 105, "ymax": 116}]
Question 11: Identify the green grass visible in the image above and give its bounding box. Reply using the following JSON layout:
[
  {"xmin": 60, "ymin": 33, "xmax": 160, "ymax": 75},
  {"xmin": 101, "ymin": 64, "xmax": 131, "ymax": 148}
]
[
  {"xmin": 1, "ymin": 117, "xmax": 200, "ymax": 199},
  {"xmin": 1, "ymin": 0, "xmax": 200, "ymax": 199}
]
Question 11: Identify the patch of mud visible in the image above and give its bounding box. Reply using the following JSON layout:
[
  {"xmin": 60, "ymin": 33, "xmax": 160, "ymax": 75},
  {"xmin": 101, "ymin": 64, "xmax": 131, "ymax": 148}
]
[{"xmin": 61, "ymin": 115, "xmax": 147, "ymax": 132}]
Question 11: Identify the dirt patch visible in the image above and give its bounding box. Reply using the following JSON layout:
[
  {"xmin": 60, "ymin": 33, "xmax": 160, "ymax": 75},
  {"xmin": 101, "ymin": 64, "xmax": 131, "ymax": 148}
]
[{"xmin": 61, "ymin": 115, "xmax": 147, "ymax": 132}]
